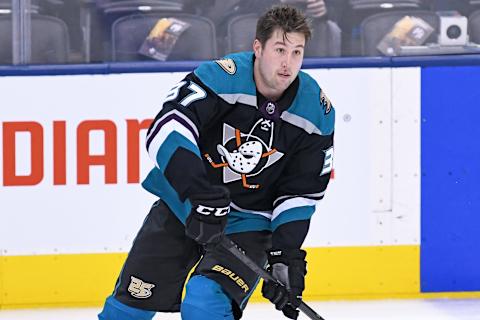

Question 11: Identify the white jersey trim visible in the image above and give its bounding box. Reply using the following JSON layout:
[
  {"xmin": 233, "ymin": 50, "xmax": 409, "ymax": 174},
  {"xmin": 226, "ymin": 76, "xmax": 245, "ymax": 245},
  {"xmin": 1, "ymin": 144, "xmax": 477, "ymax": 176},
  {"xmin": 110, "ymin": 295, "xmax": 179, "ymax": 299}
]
[
  {"xmin": 281, "ymin": 111, "xmax": 323, "ymax": 135},
  {"xmin": 272, "ymin": 197, "xmax": 318, "ymax": 221},
  {"xmin": 218, "ymin": 93, "xmax": 257, "ymax": 107},
  {"xmin": 230, "ymin": 202, "xmax": 272, "ymax": 219},
  {"xmin": 273, "ymin": 192, "xmax": 325, "ymax": 207}
]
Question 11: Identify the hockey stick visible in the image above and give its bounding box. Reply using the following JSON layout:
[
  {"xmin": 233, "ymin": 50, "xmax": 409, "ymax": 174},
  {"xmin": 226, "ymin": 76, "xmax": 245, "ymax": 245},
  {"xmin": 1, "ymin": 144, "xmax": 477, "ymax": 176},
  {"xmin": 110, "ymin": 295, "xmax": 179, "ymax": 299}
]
[{"xmin": 220, "ymin": 237, "xmax": 326, "ymax": 320}]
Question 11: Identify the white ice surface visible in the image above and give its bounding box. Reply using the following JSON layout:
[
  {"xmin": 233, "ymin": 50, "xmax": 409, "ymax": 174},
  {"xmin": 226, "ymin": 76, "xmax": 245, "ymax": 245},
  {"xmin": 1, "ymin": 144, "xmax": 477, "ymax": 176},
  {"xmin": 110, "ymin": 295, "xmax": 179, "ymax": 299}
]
[{"xmin": 1, "ymin": 299, "xmax": 480, "ymax": 320}]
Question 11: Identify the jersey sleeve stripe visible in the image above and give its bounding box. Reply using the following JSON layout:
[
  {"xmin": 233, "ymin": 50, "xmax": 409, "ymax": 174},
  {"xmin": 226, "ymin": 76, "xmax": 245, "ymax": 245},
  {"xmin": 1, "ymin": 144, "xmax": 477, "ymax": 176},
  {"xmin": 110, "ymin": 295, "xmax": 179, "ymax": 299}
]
[
  {"xmin": 230, "ymin": 202, "xmax": 272, "ymax": 219},
  {"xmin": 225, "ymin": 210, "xmax": 271, "ymax": 234},
  {"xmin": 272, "ymin": 197, "xmax": 318, "ymax": 221},
  {"xmin": 271, "ymin": 205, "xmax": 316, "ymax": 231},
  {"xmin": 273, "ymin": 192, "xmax": 325, "ymax": 207},
  {"xmin": 146, "ymin": 109, "xmax": 199, "ymax": 150}
]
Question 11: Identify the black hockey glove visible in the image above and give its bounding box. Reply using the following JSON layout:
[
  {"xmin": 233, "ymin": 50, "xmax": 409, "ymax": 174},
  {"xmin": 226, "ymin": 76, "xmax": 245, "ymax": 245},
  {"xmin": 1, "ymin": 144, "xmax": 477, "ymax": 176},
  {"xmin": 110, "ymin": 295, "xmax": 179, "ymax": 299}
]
[
  {"xmin": 185, "ymin": 186, "xmax": 230, "ymax": 245},
  {"xmin": 261, "ymin": 248, "xmax": 307, "ymax": 320}
]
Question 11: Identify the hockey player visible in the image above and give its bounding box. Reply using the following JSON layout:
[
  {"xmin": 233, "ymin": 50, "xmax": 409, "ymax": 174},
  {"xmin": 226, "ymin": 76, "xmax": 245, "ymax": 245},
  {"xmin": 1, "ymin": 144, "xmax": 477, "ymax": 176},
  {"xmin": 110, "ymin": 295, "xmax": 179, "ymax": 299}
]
[{"xmin": 99, "ymin": 5, "xmax": 334, "ymax": 320}]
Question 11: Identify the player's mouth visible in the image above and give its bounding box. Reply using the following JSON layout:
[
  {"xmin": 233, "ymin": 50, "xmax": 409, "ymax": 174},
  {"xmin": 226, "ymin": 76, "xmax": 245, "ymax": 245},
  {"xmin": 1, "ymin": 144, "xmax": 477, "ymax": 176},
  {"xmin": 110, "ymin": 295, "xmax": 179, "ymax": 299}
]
[{"xmin": 278, "ymin": 72, "xmax": 291, "ymax": 79}]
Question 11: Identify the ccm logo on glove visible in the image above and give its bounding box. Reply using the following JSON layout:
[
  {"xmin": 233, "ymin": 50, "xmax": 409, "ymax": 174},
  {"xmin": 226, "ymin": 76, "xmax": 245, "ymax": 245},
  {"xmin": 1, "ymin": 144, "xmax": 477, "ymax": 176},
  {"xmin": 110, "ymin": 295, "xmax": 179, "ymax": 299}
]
[{"xmin": 196, "ymin": 204, "xmax": 230, "ymax": 216}]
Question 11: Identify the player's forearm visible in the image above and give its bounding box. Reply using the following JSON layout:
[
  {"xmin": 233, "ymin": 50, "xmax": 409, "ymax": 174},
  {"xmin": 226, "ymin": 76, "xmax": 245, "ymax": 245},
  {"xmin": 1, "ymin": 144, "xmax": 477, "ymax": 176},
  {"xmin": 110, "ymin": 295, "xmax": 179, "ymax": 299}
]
[
  {"xmin": 272, "ymin": 219, "xmax": 310, "ymax": 249},
  {"xmin": 163, "ymin": 147, "xmax": 215, "ymax": 201}
]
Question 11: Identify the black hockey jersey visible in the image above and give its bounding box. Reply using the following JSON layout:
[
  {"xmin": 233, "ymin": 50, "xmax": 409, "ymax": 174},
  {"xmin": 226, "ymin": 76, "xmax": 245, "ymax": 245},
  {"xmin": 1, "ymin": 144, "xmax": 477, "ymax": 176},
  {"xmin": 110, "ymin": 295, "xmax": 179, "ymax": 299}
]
[{"xmin": 142, "ymin": 51, "xmax": 334, "ymax": 236}]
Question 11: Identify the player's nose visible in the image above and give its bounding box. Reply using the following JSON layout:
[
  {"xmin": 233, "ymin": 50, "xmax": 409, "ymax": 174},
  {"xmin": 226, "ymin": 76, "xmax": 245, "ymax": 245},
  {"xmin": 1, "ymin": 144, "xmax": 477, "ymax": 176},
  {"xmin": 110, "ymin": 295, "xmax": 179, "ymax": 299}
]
[{"xmin": 282, "ymin": 54, "xmax": 293, "ymax": 69}]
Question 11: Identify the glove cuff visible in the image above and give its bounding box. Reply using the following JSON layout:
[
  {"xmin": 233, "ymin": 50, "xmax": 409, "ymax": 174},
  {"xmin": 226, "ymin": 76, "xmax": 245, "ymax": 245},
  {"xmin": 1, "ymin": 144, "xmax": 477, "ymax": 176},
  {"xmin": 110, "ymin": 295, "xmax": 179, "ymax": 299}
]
[{"xmin": 267, "ymin": 248, "xmax": 307, "ymax": 265}]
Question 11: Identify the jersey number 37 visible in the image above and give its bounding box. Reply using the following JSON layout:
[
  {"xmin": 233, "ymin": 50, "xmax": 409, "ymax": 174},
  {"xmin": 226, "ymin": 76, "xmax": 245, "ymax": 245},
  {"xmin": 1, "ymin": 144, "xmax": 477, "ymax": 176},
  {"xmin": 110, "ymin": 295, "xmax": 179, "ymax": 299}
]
[{"xmin": 164, "ymin": 81, "xmax": 207, "ymax": 107}]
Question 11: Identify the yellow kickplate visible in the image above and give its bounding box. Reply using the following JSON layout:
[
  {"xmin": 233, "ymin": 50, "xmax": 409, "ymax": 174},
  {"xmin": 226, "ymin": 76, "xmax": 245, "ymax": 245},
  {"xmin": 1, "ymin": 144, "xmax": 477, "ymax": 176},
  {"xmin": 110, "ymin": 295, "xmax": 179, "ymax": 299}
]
[{"xmin": 0, "ymin": 245, "xmax": 424, "ymax": 308}]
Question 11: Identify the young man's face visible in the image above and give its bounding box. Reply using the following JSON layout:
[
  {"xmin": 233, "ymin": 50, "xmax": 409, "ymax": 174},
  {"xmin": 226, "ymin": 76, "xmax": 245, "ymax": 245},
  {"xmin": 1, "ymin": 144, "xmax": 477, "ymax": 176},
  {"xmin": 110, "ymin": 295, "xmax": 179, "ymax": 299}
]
[{"xmin": 253, "ymin": 28, "xmax": 305, "ymax": 100}]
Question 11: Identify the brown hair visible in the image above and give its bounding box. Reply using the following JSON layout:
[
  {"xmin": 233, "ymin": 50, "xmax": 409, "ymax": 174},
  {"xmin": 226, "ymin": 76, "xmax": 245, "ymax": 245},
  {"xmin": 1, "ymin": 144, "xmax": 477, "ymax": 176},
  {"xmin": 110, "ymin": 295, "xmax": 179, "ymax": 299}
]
[{"xmin": 255, "ymin": 5, "xmax": 312, "ymax": 46}]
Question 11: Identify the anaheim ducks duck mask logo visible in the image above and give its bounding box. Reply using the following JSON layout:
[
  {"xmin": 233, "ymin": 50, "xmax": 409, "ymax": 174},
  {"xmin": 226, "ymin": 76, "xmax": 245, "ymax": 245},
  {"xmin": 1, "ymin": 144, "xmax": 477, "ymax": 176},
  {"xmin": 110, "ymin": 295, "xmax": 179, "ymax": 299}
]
[
  {"xmin": 204, "ymin": 119, "xmax": 284, "ymax": 189},
  {"xmin": 215, "ymin": 58, "xmax": 236, "ymax": 75}
]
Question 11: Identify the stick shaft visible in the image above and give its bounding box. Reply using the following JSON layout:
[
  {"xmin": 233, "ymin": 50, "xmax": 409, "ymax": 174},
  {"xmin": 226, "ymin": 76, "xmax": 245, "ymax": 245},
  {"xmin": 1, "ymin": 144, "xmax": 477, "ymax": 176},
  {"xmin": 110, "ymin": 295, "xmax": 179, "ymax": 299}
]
[{"xmin": 219, "ymin": 237, "xmax": 326, "ymax": 320}]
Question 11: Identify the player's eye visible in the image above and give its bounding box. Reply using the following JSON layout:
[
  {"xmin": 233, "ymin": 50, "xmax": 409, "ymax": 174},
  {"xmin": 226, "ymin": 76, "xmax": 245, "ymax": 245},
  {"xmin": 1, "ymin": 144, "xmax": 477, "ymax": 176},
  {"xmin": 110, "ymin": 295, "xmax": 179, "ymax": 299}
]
[{"xmin": 276, "ymin": 47, "xmax": 285, "ymax": 54}]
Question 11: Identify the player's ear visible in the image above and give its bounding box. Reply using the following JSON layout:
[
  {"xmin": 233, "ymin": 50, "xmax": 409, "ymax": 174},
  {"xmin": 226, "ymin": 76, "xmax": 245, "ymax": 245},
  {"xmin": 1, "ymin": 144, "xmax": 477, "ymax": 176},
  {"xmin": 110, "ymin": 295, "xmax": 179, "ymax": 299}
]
[{"xmin": 253, "ymin": 39, "xmax": 262, "ymax": 57}]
